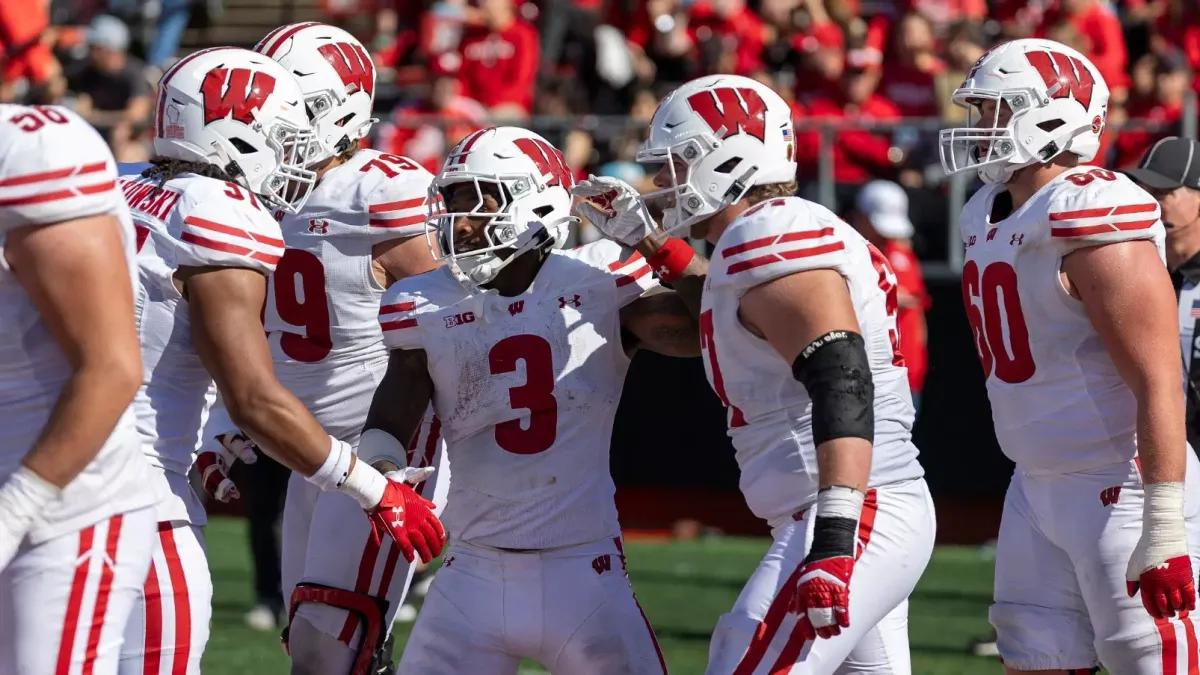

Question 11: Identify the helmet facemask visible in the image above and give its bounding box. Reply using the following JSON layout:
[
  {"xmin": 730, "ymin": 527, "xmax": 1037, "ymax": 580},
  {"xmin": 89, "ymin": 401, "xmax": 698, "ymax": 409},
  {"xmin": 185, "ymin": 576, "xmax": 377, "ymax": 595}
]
[
  {"xmin": 303, "ymin": 87, "xmax": 377, "ymax": 165},
  {"xmin": 637, "ymin": 137, "xmax": 759, "ymax": 236},
  {"xmin": 939, "ymin": 89, "xmax": 1037, "ymax": 184},
  {"xmin": 255, "ymin": 117, "xmax": 318, "ymax": 212}
]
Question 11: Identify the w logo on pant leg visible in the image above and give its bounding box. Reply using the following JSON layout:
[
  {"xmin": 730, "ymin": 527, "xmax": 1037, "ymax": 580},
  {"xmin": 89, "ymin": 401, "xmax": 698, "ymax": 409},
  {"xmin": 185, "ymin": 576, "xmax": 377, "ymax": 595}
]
[
  {"xmin": 1100, "ymin": 486, "xmax": 1122, "ymax": 507},
  {"xmin": 592, "ymin": 554, "xmax": 612, "ymax": 575}
]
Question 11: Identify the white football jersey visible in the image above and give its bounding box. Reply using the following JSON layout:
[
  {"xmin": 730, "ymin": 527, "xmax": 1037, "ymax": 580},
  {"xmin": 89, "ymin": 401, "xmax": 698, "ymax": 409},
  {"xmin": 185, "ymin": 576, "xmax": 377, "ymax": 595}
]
[
  {"xmin": 960, "ymin": 167, "xmax": 1166, "ymax": 474},
  {"xmin": 379, "ymin": 240, "xmax": 655, "ymax": 549},
  {"xmin": 123, "ymin": 171, "xmax": 284, "ymax": 523},
  {"xmin": 263, "ymin": 150, "xmax": 435, "ymax": 442},
  {"xmin": 0, "ymin": 104, "xmax": 154, "ymax": 543},
  {"xmin": 702, "ymin": 196, "xmax": 924, "ymax": 529}
]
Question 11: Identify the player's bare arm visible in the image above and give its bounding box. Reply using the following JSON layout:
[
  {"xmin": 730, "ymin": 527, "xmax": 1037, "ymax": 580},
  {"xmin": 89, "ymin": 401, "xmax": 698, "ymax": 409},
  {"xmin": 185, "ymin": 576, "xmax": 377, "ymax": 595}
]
[
  {"xmin": 372, "ymin": 235, "xmax": 438, "ymax": 287},
  {"xmin": 619, "ymin": 287, "xmax": 701, "ymax": 357},
  {"xmin": 1062, "ymin": 239, "xmax": 1194, "ymax": 617},
  {"xmin": 363, "ymin": 347, "xmax": 434, "ymax": 453},
  {"xmin": 635, "ymin": 231, "xmax": 709, "ymax": 318},
  {"xmin": 5, "ymin": 213, "xmax": 142, "ymax": 488}
]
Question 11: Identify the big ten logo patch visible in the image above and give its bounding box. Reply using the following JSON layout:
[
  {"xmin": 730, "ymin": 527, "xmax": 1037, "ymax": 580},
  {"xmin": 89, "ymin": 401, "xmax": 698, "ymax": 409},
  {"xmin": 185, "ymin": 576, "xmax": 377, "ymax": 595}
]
[{"xmin": 444, "ymin": 311, "xmax": 476, "ymax": 328}]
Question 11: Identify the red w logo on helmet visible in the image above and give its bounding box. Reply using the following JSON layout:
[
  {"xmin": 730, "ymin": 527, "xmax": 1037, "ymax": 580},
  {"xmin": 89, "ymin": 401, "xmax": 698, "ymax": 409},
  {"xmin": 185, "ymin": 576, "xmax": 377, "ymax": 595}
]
[
  {"xmin": 513, "ymin": 137, "xmax": 574, "ymax": 189},
  {"xmin": 200, "ymin": 68, "xmax": 277, "ymax": 125},
  {"xmin": 687, "ymin": 88, "xmax": 767, "ymax": 142},
  {"xmin": 1025, "ymin": 51, "xmax": 1095, "ymax": 111},
  {"xmin": 317, "ymin": 42, "xmax": 374, "ymax": 98}
]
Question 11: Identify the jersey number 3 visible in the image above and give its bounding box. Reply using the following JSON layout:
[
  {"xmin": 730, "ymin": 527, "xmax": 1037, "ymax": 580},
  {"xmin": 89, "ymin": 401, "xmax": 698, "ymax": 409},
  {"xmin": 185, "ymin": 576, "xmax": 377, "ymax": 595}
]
[
  {"xmin": 489, "ymin": 334, "xmax": 558, "ymax": 454},
  {"xmin": 961, "ymin": 260, "xmax": 1035, "ymax": 383},
  {"xmin": 270, "ymin": 249, "xmax": 332, "ymax": 362}
]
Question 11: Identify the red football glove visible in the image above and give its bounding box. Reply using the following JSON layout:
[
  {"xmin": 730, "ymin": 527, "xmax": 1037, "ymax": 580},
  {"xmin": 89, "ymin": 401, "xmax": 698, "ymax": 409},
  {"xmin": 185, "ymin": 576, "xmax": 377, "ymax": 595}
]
[
  {"xmin": 1126, "ymin": 482, "xmax": 1196, "ymax": 619},
  {"xmin": 791, "ymin": 554, "xmax": 854, "ymax": 639},
  {"xmin": 195, "ymin": 431, "xmax": 258, "ymax": 502},
  {"xmin": 1127, "ymin": 555, "xmax": 1196, "ymax": 619},
  {"xmin": 366, "ymin": 473, "xmax": 445, "ymax": 564}
]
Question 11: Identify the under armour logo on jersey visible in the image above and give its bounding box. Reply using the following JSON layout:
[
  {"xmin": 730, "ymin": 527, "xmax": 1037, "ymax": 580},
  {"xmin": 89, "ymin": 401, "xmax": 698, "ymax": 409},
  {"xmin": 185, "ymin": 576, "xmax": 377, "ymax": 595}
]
[
  {"xmin": 508, "ymin": 301, "xmax": 525, "ymax": 316},
  {"xmin": 967, "ymin": 235, "xmax": 977, "ymax": 247},
  {"xmin": 592, "ymin": 554, "xmax": 612, "ymax": 575},
  {"xmin": 986, "ymin": 228, "xmax": 998, "ymax": 242},
  {"xmin": 1010, "ymin": 233, "xmax": 1024, "ymax": 246},
  {"xmin": 444, "ymin": 311, "xmax": 476, "ymax": 328},
  {"xmin": 558, "ymin": 294, "xmax": 581, "ymax": 308},
  {"xmin": 307, "ymin": 219, "xmax": 328, "ymax": 234},
  {"xmin": 1100, "ymin": 486, "xmax": 1122, "ymax": 507}
]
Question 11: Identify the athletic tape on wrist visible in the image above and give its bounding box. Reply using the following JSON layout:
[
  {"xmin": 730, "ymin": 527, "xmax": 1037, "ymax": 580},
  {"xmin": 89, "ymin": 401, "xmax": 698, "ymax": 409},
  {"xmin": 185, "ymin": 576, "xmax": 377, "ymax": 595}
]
[
  {"xmin": 305, "ymin": 436, "xmax": 352, "ymax": 493},
  {"xmin": 806, "ymin": 485, "xmax": 865, "ymax": 561},
  {"xmin": 1143, "ymin": 481, "xmax": 1187, "ymax": 555},
  {"xmin": 646, "ymin": 237, "xmax": 695, "ymax": 283}
]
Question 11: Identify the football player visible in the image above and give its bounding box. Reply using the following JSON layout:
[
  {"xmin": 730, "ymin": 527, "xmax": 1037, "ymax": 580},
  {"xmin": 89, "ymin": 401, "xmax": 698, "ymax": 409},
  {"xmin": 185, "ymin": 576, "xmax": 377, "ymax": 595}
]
[
  {"xmin": 0, "ymin": 104, "xmax": 157, "ymax": 675},
  {"xmin": 194, "ymin": 23, "xmax": 452, "ymax": 675},
  {"xmin": 115, "ymin": 47, "xmax": 445, "ymax": 674},
  {"xmin": 940, "ymin": 38, "xmax": 1199, "ymax": 674},
  {"xmin": 575, "ymin": 74, "xmax": 935, "ymax": 674},
  {"xmin": 369, "ymin": 126, "xmax": 699, "ymax": 674}
]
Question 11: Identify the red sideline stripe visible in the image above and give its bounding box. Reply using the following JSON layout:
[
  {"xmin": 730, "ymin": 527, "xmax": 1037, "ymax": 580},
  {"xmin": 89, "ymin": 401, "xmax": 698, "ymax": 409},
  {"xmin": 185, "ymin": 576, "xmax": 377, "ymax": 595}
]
[
  {"xmin": 160, "ymin": 524, "xmax": 191, "ymax": 675},
  {"xmin": 338, "ymin": 534, "xmax": 383, "ymax": 644},
  {"xmin": 1048, "ymin": 203, "xmax": 1157, "ymax": 221},
  {"xmin": 368, "ymin": 196, "xmax": 425, "ymax": 213},
  {"xmin": 55, "ymin": 523, "xmax": 97, "ymax": 675},
  {"xmin": 184, "ymin": 215, "xmax": 284, "ymax": 248},
  {"xmin": 381, "ymin": 318, "xmax": 417, "ymax": 331},
  {"xmin": 1157, "ymin": 616, "xmax": 1178, "ymax": 675},
  {"xmin": 721, "ymin": 227, "xmax": 835, "ymax": 259},
  {"xmin": 732, "ymin": 559, "xmax": 807, "ymax": 675},
  {"xmin": 613, "ymin": 538, "xmax": 668, "ymax": 674},
  {"xmin": 0, "ymin": 180, "xmax": 116, "ymax": 207},
  {"xmin": 728, "ymin": 241, "xmax": 845, "ymax": 275},
  {"xmin": 0, "ymin": 161, "xmax": 107, "ymax": 187},
  {"xmin": 607, "ymin": 251, "xmax": 644, "ymax": 271},
  {"xmin": 616, "ymin": 263, "xmax": 651, "ymax": 288},
  {"xmin": 82, "ymin": 515, "xmax": 123, "ymax": 675},
  {"xmin": 260, "ymin": 22, "xmax": 319, "ymax": 57},
  {"xmin": 143, "ymin": 560, "xmax": 164, "ymax": 675},
  {"xmin": 1050, "ymin": 218, "xmax": 1157, "ymax": 238},
  {"xmin": 415, "ymin": 417, "xmax": 441, "ymax": 497},
  {"xmin": 379, "ymin": 301, "xmax": 415, "ymax": 315},
  {"xmin": 369, "ymin": 213, "xmax": 426, "ymax": 228}
]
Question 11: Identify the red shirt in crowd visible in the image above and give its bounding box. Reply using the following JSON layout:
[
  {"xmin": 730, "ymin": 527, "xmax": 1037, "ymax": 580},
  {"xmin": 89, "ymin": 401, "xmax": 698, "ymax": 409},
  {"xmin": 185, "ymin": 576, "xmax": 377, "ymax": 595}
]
[
  {"xmin": 457, "ymin": 18, "xmax": 539, "ymax": 112},
  {"xmin": 885, "ymin": 240, "xmax": 929, "ymax": 393},
  {"xmin": 380, "ymin": 97, "xmax": 486, "ymax": 175},
  {"xmin": 1037, "ymin": 2, "xmax": 1128, "ymax": 90},
  {"xmin": 1111, "ymin": 97, "xmax": 1184, "ymax": 169},
  {"xmin": 687, "ymin": 1, "xmax": 764, "ymax": 74},
  {"xmin": 879, "ymin": 57, "xmax": 946, "ymax": 118},
  {"xmin": 796, "ymin": 94, "xmax": 900, "ymax": 184}
]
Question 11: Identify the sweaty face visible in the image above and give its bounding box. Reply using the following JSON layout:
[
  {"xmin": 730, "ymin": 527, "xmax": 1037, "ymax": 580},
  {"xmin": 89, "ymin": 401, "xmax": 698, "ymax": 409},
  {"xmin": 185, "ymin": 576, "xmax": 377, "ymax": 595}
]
[{"xmin": 442, "ymin": 181, "xmax": 504, "ymax": 254}]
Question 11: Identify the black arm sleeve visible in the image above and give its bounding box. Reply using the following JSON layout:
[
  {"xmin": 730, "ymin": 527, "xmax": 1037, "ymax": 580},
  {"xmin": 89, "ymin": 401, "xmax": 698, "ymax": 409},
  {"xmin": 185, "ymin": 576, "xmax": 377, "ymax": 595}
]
[{"xmin": 791, "ymin": 330, "xmax": 875, "ymax": 446}]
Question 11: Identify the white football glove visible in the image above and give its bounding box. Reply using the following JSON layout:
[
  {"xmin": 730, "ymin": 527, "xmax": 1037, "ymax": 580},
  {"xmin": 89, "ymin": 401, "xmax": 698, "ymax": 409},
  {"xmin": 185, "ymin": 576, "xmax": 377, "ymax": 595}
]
[
  {"xmin": 570, "ymin": 175, "xmax": 657, "ymax": 248},
  {"xmin": 195, "ymin": 431, "xmax": 259, "ymax": 502}
]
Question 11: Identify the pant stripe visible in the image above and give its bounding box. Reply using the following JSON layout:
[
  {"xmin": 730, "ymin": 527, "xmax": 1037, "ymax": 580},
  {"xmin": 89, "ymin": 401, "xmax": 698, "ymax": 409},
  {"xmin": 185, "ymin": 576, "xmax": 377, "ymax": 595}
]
[
  {"xmin": 55, "ymin": 523, "xmax": 97, "ymax": 675},
  {"xmin": 337, "ymin": 534, "xmax": 382, "ymax": 644},
  {"xmin": 159, "ymin": 524, "xmax": 191, "ymax": 675},
  {"xmin": 1157, "ymin": 616, "xmax": 1178, "ymax": 675},
  {"xmin": 613, "ymin": 537, "xmax": 667, "ymax": 674},
  {"xmin": 143, "ymin": 560, "xmax": 164, "ymax": 675},
  {"xmin": 1183, "ymin": 613, "xmax": 1199, "ymax": 675},
  {"xmin": 415, "ymin": 417, "xmax": 441, "ymax": 498},
  {"xmin": 81, "ymin": 515, "xmax": 123, "ymax": 675},
  {"xmin": 855, "ymin": 490, "xmax": 879, "ymax": 560},
  {"xmin": 376, "ymin": 542, "xmax": 402, "ymax": 599}
]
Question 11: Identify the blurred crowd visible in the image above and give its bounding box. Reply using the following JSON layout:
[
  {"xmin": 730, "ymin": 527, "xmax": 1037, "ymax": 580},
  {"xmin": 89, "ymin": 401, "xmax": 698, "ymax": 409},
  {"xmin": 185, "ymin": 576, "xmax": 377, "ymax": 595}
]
[{"xmin": 2, "ymin": 0, "xmax": 1197, "ymax": 249}]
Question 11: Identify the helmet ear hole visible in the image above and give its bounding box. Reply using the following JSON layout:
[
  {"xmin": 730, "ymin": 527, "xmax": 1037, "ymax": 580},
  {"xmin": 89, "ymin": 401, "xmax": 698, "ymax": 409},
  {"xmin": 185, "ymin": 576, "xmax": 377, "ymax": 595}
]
[
  {"xmin": 230, "ymin": 137, "xmax": 257, "ymax": 154},
  {"xmin": 1037, "ymin": 119, "xmax": 1066, "ymax": 132},
  {"xmin": 714, "ymin": 158, "xmax": 740, "ymax": 174}
]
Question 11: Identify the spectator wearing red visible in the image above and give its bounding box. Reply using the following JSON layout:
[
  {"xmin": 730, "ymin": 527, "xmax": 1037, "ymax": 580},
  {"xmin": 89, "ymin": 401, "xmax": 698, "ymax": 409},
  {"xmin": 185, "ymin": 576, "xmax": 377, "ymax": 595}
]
[
  {"xmin": 0, "ymin": 0, "xmax": 56, "ymax": 99},
  {"xmin": 791, "ymin": 14, "xmax": 844, "ymax": 105},
  {"xmin": 687, "ymin": 0, "xmax": 765, "ymax": 75},
  {"xmin": 1036, "ymin": 0, "xmax": 1129, "ymax": 99},
  {"xmin": 1112, "ymin": 48, "xmax": 1191, "ymax": 170},
  {"xmin": 879, "ymin": 12, "xmax": 948, "ymax": 119},
  {"xmin": 850, "ymin": 180, "xmax": 930, "ymax": 409},
  {"xmin": 377, "ymin": 53, "xmax": 486, "ymax": 175},
  {"xmin": 1150, "ymin": 2, "xmax": 1200, "ymax": 92},
  {"xmin": 796, "ymin": 60, "xmax": 900, "ymax": 185},
  {"xmin": 457, "ymin": 0, "xmax": 539, "ymax": 117}
]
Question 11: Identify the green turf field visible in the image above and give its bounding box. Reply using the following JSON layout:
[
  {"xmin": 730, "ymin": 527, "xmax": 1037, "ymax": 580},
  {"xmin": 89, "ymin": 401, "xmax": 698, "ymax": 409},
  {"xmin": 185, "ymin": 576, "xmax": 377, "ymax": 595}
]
[{"xmin": 202, "ymin": 517, "xmax": 999, "ymax": 674}]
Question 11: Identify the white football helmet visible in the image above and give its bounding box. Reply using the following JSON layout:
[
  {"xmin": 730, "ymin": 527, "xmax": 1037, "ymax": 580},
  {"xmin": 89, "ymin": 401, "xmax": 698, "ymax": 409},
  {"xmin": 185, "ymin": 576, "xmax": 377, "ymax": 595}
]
[
  {"xmin": 153, "ymin": 46, "xmax": 316, "ymax": 212},
  {"xmin": 940, "ymin": 38, "xmax": 1110, "ymax": 184},
  {"xmin": 428, "ymin": 126, "xmax": 575, "ymax": 291},
  {"xmin": 637, "ymin": 74, "xmax": 796, "ymax": 234},
  {"xmin": 254, "ymin": 22, "xmax": 377, "ymax": 165}
]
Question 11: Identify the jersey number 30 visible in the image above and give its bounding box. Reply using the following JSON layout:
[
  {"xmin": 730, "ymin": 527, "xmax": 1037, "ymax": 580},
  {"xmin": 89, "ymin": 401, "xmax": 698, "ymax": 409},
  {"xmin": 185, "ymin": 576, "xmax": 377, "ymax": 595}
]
[
  {"xmin": 489, "ymin": 334, "xmax": 558, "ymax": 454},
  {"xmin": 270, "ymin": 249, "xmax": 333, "ymax": 362},
  {"xmin": 961, "ymin": 260, "xmax": 1035, "ymax": 383}
]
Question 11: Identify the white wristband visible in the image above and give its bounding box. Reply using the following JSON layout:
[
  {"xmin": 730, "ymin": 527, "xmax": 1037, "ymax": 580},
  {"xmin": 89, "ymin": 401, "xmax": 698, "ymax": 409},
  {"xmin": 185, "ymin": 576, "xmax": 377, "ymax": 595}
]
[
  {"xmin": 0, "ymin": 465, "xmax": 62, "ymax": 536},
  {"xmin": 305, "ymin": 436, "xmax": 353, "ymax": 493},
  {"xmin": 1143, "ymin": 481, "xmax": 1187, "ymax": 556},
  {"xmin": 339, "ymin": 459, "xmax": 388, "ymax": 510},
  {"xmin": 816, "ymin": 485, "xmax": 865, "ymax": 521}
]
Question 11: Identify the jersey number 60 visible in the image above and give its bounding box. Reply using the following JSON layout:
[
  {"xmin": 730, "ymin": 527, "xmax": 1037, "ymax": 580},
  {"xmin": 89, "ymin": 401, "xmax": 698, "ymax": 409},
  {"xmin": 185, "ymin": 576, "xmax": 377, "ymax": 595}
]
[{"xmin": 961, "ymin": 260, "xmax": 1036, "ymax": 383}]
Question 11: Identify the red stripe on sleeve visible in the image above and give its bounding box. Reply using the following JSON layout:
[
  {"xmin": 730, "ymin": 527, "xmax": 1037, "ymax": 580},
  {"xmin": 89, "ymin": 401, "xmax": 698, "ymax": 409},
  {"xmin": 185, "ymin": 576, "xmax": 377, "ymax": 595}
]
[
  {"xmin": 369, "ymin": 213, "xmax": 427, "ymax": 228},
  {"xmin": 0, "ymin": 180, "xmax": 116, "ymax": 207},
  {"xmin": 721, "ymin": 227, "xmax": 835, "ymax": 258},
  {"xmin": 381, "ymin": 318, "xmax": 418, "ymax": 331},
  {"xmin": 727, "ymin": 241, "xmax": 845, "ymax": 274},
  {"xmin": 368, "ymin": 196, "xmax": 425, "ymax": 213},
  {"xmin": 183, "ymin": 215, "xmax": 284, "ymax": 247},
  {"xmin": 607, "ymin": 250, "xmax": 644, "ymax": 271},
  {"xmin": 1050, "ymin": 218, "xmax": 1157, "ymax": 238},
  {"xmin": 1048, "ymin": 203, "xmax": 1158, "ymax": 221},
  {"xmin": 0, "ymin": 161, "xmax": 107, "ymax": 187},
  {"xmin": 181, "ymin": 231, "xmax": 253, "ymax": 257},
  {"xmin": 615, "ymin": 263, "xmax": 651, "ymax": 287},
  {"xmin": 379, "ymin": 301, "xmax": 416, "ymax": 314}
]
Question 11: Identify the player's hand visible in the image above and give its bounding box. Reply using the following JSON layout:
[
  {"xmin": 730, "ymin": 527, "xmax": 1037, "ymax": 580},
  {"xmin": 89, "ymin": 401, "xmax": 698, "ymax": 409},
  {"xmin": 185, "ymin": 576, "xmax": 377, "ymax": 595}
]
[
  {"xmin": 790, "ymin": 554, "xmax": 854, "ymax": 639},
  {"xmin": 570, "ymin": 175, "xmax": 656, "ymax": 248},
  {"xmin": 195, "ymin": 430, "xmax": 259, "ymax": 502},
  {"xmin": 366, "ymin": 470, "xmax": 445, "ymax": 564},
  {"xmin": 1126, "ymin": 483, "xmax": 1196, "ymax": 618}
]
